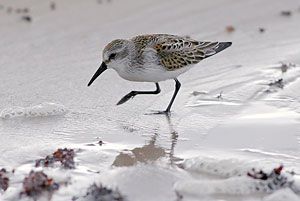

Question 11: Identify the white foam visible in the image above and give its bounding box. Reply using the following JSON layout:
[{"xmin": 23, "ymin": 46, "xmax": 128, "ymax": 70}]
[
  {"xmin": 182, "ymin": 157, "xmax": 254, "ymax": 177},
  {"xmin": 263, "ymin": 189, "xmax": 300, "ymax": 201},
  {"xmin": 175, "ymin": 157, "xmax": 300, "ymax": 197},
  {"xmin": 0, "ymin": 102, "xmax": 68, "ymax": 119},
  {"xmin": 175, "ymin": 177, "xmax": 264, "ymax": 195}
]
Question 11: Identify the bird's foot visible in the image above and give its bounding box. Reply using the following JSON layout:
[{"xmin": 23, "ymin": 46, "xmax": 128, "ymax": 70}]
[
  {"xmin": 116, "ymin": 91, "xmax": 137, "ymax": 105},
  {"xmin": 145, "ymin": 110, "xmax": 171, "ymax": 116}
]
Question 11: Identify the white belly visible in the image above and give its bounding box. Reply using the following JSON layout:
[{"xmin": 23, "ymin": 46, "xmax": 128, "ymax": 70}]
[{"xmin": 115, "ymin": 64, "xmax": 193, "ymax": 82}]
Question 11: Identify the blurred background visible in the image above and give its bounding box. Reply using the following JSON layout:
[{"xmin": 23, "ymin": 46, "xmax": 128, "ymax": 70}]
[{"xmin": 0, "ymin": 0, "xmax": 300, "ymax": 201}]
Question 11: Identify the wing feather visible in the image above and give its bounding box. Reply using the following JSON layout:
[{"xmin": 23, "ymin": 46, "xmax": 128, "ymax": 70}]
[{"xmin": 132, "ymin": 34, "xmax": 232, "ymax": 71}]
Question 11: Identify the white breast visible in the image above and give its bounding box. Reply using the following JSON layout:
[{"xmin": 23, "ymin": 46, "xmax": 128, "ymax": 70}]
[
  {"xmin": 112, "ymin": 47, "xmax": 194, "ymax": 82},
  {"xmin": 116, "ymin": 63, "xmax": 193, "ymax": 82}
]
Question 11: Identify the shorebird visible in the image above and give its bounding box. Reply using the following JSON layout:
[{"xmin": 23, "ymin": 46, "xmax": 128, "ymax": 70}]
[{"xmin": 87, "ymin": 34, "xmax": 232, "ymax": 114}]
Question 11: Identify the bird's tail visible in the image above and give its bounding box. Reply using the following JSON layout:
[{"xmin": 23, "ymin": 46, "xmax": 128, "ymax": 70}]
[
  {"xmin": 202, "ymin": 42, "xmax": 232, "ymax": 59},
  {"xmin": 214, "ymin": 42, "xmax": 232, "ymax": 54}
]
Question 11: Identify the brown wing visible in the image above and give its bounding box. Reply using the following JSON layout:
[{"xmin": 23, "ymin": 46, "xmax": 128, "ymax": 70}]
[
  {"xmin": 150, "ymin": 35, "xmax": 231, "ymax": 71},
  {"xmin": 132, "ymin": 34, "xmax": 231, "ymax": 71}
]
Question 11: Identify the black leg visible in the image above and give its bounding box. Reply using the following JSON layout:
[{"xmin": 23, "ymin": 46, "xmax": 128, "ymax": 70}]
[
  {"xmin": 117, "ymin": 83, "xmax": 161, "ymax": 105},
  {"xmin": 148, "ymin": 78, "xmax": 181, "ymax": 115},
  {"xmin": 165, "ymin": 78, "xmax": 181, "ymax": 113}
]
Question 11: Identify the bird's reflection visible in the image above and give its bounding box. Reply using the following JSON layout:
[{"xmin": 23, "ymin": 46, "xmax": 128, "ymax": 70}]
[
  {"xmin": 165, "ymin": 115, "xmax": 180, "ymax": 165},
  {"xmin": 112, "ymin": 115, "xmax": 180, "ymax": 167}
]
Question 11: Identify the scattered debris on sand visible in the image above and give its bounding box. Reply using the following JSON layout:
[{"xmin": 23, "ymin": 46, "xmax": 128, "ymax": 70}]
[
  {"xmin": 50, "ymin": 2, "xmax": 56, "ymax": 10},
  {"xmin": 191, "ymin": 91, "xmax": 207, "ymax": 96},
  {"xmin": 247, "ymin": 165, "xmax": 296, "ymax": 192},
  {"xmin": 21, "ymin": 15, "xmax": 32, "ymax": 22},
  {"xmin": 176, "ymin": 191, "xmax": 183, "ymax": 201},
  {"xmin": 258, "ymin": 27, "xmax": 265, "ymax": 33},
  {"xmin": 265, "ymin": 78, "xmax": 285, "ymax": 93},
  {"xmin": 73, "ymin": 183, "xmax": 125, "ymax": 201},
  {"xmin": 280, "ymin": 10, "xmax": 292, "ymax": 17},
  {"xmin": 247, "ymin": 166, "xmax": 282, "ymax": 180},
  {"xmin": 216, "ymin": 91, "xmax": 223, "ymax": 100},
  {"xmin": 85, "ymin": 140, "xmax": 104, "ymax": 146},
  {"xmin": 225, "ymin": 25, "xmax": 235, "ymax": 33},
  {"xmin": 279, "ymin": 61, "xmax": 296, "ymax": 73},
  {"xmin": 21, "ymin": 171, "xmax": 59, "ymax": 199},
  {"xmin": 0, "ymin": 168, "xmax": 9, "ymax": 191},
  {"xmin": 35, "ymin": 148, "xmax": 75, "ymax": 169},
  {"xmin": 0, "ymin": 5, "xmax": 30, "ymax": 13},
  {"xmin": 15, "ymin": 7, "xmax": 30, "ymax": 14},
  {"xmin": 268, "ymin": 78, "xmax": 284, "ymax": 89}
]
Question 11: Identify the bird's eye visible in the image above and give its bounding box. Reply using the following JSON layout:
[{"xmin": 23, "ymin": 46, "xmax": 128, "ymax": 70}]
[{"xmin": 109, "ymin": 53, "xmax": 116, "ymax": 60}]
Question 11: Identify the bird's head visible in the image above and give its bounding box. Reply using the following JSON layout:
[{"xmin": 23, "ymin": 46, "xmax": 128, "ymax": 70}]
[{"xmin": 87, "ymin": 39, "xmax": 131, "ymax": 86}]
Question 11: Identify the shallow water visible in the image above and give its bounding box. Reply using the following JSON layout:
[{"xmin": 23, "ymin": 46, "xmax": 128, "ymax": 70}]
[{"xmin": 1, "ymin": 0, "xmax": 300, "ymax": 200}]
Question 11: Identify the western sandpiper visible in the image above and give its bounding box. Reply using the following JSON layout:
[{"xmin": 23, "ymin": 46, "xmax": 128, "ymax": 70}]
[{"xmin": 87, "ymin": 34, "xmax": 232, "ymax": 114}]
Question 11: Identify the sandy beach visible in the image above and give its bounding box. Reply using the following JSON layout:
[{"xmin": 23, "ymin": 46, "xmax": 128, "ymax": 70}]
[{"xmin": 0, "ymin": 0, "xmax": 300, "ymax": 200}]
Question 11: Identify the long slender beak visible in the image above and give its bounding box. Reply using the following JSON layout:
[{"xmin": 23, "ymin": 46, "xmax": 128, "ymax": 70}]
[{"xmin": 87, "ymin": 62, "xmax": 107, "ymax": 86}]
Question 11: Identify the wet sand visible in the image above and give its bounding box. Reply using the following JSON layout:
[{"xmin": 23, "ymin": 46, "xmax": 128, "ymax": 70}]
[{"xmin": 0, "ymin": 0, "xmax": 300, "ymax": 200}]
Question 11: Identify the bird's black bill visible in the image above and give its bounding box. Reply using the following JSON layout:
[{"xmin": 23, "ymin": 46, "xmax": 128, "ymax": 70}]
[{"xmin": 87, "ymin": 62, "xmax": 107, "ymax": 86}]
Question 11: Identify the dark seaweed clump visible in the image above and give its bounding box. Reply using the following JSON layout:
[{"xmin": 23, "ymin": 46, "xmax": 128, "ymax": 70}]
[
  {"xmin": 247, "ymin": 165, "xmax": 296, "ymax": 192},
  {"xmin": 35, "ymin": 148, "xmax": 75, "ymax": 169},
  {"xmin": 247, "ymin": 165, "xmax": 284, "ymax": 180},
  {"xmin": 268, "ymin": 78, "xmax": 284, "ymax": 89},
  {"xmin": 0, "ymin": 168, "xmax": 9, "ymax": 191},
  {"xmin": 73, "ymin": 183, "xmax": 125, "ymax": 201},
  {"xmin": 21, "ymin": 171, "xmax": 59, "ymax": 199}
]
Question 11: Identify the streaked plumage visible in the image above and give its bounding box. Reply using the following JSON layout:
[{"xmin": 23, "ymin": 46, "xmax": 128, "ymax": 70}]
[
  {"xmin": 133, "ymin": 34, "xmax": 222, "ymax": 70},
  {"xmin": 88, "ymin": 34, "xmax": 232, "ymax": 114}
]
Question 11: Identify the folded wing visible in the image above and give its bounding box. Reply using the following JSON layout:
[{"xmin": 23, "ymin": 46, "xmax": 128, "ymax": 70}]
[{"xmin": 152, "ymin": 35, "xmax": 231, "ymax": 71}]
